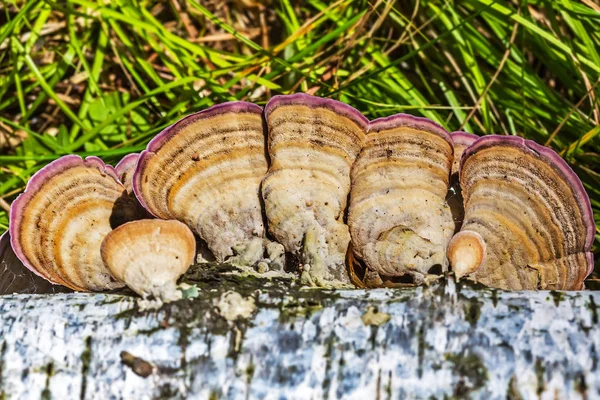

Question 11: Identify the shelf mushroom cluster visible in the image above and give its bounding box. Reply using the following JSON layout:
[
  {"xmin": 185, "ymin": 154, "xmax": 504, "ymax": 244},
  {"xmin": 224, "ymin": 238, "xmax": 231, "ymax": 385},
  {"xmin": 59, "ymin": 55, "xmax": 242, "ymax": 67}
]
[{"xmin": 7, "ymin": 94, "xmax": 595, "ymax": 299}]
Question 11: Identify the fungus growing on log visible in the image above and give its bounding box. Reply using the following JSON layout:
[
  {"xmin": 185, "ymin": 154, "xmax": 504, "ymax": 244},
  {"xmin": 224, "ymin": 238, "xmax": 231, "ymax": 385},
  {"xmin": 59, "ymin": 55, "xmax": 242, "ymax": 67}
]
[
  {"xmin": 114, "ymin": 153, "xmax": 148, "ymax": 221},
  {"xmin": 133, "ymin": 102, "xmax": 285, "ymax": 270},
  {"xmin": 101, "ymin": 219, "xmax": 195, "ymax": 306},
  {"xmin": 9, "ymin": 155, "xmax": 133, "ymax": 291},
  {"xmin": 448, "ymin": 135, "xmax": 594, "ymax": 290},
  {"xmin": 348, "ymin": 114, "xmax": 454, "ymax": 286},
  {"xmin": 262, "ymin": 94, "xmax": 367, "ymax": 287},
  {"xmin": 115, "ymin": 153, "xmax": 139, "ymax": 194},
  {"xmin": 450, "ymin": 131, "xmax": 478, "ymax": 177},
  {"xmin": 448, "ymin": 131, "xmax": 479, "ymax": 233}
]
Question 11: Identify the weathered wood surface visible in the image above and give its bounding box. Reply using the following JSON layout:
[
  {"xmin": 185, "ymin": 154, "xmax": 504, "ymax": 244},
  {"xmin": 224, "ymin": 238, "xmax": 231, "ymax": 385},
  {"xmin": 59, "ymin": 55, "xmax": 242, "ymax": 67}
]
[{"xmin": 0, "ymin": 275, "xmax": 599, "ymax": 400}]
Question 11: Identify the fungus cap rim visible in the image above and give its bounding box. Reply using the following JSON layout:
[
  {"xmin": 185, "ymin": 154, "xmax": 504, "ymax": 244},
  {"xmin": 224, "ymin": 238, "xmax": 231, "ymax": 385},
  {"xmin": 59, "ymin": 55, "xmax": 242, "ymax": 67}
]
[
  {"xmin": 450, "ymin": 131, "xmax": 479, "ymax": 147},
  {"xmin": 368, "ymin": 113, "xmax": 453, "ymax": 146},
  {"xmin": 265, "ymin": 93, "xmax": 369, "ymax": 130},
  {"xmin": 461, "ymin": 134, "xmax": 594, "ymax": 250}
]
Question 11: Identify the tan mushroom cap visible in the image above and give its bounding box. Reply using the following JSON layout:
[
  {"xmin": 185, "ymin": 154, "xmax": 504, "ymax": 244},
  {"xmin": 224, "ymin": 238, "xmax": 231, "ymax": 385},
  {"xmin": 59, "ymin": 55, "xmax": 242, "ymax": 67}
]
[
  {"xmin": 447, "ymin": 230, "xmax": 486, "ymax": 280},
  {"xmin": 133, "ymin": 102, "xmax": 284, "ymax": 269},
  {"xmin": 262, "ymin": 94, "xmax": 368, "ymax": 286},
  {"xmin": 101, "ymin": 219, "xmax": 196, "ymax": 302},
  {"xmin": 450, "ymin": 135, "xmax": 594, "ymax": 290},
  {"xmin": 349, "ymin": 113, "xmax": 454, "ymax": 284},
  {"xmin": 450, "ymin": 131, "xmax": 478, "ymax": 177}
]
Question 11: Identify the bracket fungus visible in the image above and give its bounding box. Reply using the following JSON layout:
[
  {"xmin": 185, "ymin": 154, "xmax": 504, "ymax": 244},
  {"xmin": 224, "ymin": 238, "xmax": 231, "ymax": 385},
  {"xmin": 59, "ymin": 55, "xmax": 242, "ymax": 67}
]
[
  {"xmin": 448, "ymin": 135, "xmax": 594, "ymax": 289},
  {"xmin": 133, "ymin": 102, "xmax": 285, "ymax": 270},
  {"xmin": 115, "ymin": 153, "xmax": 140, "ymax": 194},
  {"xmin": 101, "ymin": 219, "xmax": 195, "ymax": 307},
  {"xmin": 4, "ymin": 97, "xmax": 595, "ymax": 295},
  {"xmin": 348, "ymin": 114, "xmax": 455, "ymax": 286},
  {"xmin": 448, "ymin": 131, "xmax": 479, "ymax": 233},
  {"xmin": 450, "ymin": 131, "xmax": 479, "ymax": 178},
  {"xmin": 114, "ymin": 153, "xmax": 148, "ymax": 221},
  {"xmin": 8, "ymin": 155, "xmax": 134, "ymax": 291},
  {"xmin": 262, "ymin": 94, "xmax": 367, "ymax": 287}
]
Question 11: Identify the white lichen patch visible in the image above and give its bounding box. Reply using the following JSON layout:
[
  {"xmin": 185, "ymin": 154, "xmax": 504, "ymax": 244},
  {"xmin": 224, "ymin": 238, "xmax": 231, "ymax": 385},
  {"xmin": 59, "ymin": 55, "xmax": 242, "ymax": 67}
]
[{"xmin": 216, "ymin": 291, "xmax": 256, "ymax": 321}]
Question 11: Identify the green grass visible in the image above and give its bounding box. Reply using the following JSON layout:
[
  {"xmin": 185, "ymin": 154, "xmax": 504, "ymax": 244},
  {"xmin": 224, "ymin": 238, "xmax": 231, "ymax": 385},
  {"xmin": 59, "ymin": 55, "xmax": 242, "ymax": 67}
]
[{"xmin": 1, "ymin": 0, "xmax": 599, "ymax": 263}]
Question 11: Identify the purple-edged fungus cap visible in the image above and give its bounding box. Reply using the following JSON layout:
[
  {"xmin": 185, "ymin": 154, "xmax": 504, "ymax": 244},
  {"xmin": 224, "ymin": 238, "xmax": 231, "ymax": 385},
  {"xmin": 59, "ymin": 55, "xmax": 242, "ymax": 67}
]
[
  {"xmin": 115, "ymin": 153, "xmax": 140, "ymax": 194},
  {"xmin": 348, "ymin": 113, "xmax": 454, "ymax": 285},
  {"xmin": 262, "ymin": 94, "xmax": 367, "ymax": 287},
  {"xmin": 448, "ymin": 135, "xmax": 594, "ymax": 290},
  {"xmin": 9, "ymin": 155, "xmax": 128, "ymax": 291},
  {"xmin": 132, "ymin": 102, "xmax": 281, "ymax": 267},
  {"xmin": 450, "ymin": 131, "xmax": 478, "ymax": 176}
]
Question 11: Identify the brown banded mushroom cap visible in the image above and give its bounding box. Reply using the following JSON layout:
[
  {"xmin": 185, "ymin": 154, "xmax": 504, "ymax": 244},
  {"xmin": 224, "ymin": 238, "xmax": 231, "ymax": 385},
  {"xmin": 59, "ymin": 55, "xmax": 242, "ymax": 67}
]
[
  {"xmin": 9, "ymin": 155, "xmax": 129, "ymax": 291},
  {"xmin": 448, "ymin": 131, "xmax": 479, "ymax": 233},
  {"xmin": 115, "ymin": 153, "xmax": 139, "ymax": 194},
  {"xmin": 450, "ymin": 131, "xmax": 478, "ymax": 177},
  {"xmin": 114, "ymin": 153, "xmax": 149, "ymax": 220},
  {"xmin": 448, "ymin": 135, "xmax": 594, "ymax": 290},
  {"xmin": 101, "ymin": 219, "xmax": 195, "ymax": 304},
  {"xmin": 262, "ymin": 93, "xmax": 368, "ymax": 286},
  {"xmin": 133, "ymin": 102, "xmax": 284, "ymax": 269},
  {"xmin": 348, "ymin": 113, "xmax": 454, "ymax": 285}
]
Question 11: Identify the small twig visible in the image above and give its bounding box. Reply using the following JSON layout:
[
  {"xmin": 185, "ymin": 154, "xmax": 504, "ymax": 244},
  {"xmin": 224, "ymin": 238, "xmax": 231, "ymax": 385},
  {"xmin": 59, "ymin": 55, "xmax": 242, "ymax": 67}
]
[
  {"xmin": 1, "ymin": 187, "xmax": 25, "ymax": 199},
  {"xmin": 0, "ymin": 198, "xmax": 11, "ymax": 213},
  {"xmin": 576, "ymin": 62, "xmax": 599, "ymax": 124},
  {"xmin": 443, "ymin": 50, "xmax": 478, "ymax": 107},
  {"xmin": 544, "ymin": 78, "xmax": 600, "ymax": 147},
  {"xmin": 460, "ymin": 20, "xmax": 520, "ymax": 131},
  {"xmin": 272, "ymin": 0, "xmax": 346, "ymax": 54},
  {"xmin": 258, "ymin": 5, "xmax": 270, "ymax": 98},
  {"xmin": 581, "ymin": 0, "xmax": 600, "ymax": 14},
  {"xmin": 537, "ymin": 8, "xmax": 600, "ymax": 125},
  {"xmin": 105, "ymin": 28, "xmax": 143, "ymax": 98},
  {"xmin": 170, "ymin": 0, "xmax": 198, "ymax": 39},
  {"xmin": 487, "ymin": 97, "xmax": 510, "ymax": 135},
  {"xmin": 190, "ymin": 30, "xmax": 261, "ymax": 43}
]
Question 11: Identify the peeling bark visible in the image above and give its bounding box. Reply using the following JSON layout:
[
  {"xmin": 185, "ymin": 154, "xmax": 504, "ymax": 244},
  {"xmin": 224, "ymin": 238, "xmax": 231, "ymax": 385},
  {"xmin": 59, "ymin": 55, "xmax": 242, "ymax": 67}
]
[{"xmin": 0, "ymin": 271, "xmax": 599, "ymax": 400}]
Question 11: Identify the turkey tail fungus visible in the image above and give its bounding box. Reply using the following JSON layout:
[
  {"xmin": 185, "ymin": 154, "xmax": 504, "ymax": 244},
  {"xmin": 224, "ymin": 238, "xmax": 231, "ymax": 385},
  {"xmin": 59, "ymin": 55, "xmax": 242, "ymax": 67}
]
[
  {"xmin": 262, "ymin": 94, "xmax": 367, "ymax": 287},
  {"xmin": 115, "ymin": 153, "xmax": 140, "ymax": 194},
  {"xmin": 101, "ymin": 219, "xmax": 195, "ymax": 307},
  {"xmin": 448, "ymin": 131, "xmax": 479, "ymax": 233},
  {"xmin": 448, "ymin": 135, "xmax": 594, "ymax": 290},
  {"xmin": 8, "ymin": 155, "xmax": 134, "ymax": 291},
  {"xmin": 348, "ymin": 114, "xmax": 454, "ymax": 286},
  {"xmin": 114, "ymin": 153, "xmax": 149, "ymax": 221},
  {"xmin": 450, "ymin": 131, "xmax": 478, "ymax": 178},
  {"xmin": 132, "ymin": 102, "xmax": 285, "ymax": 271},
  {"xmin": 4, "ymin": 99, "xmax": 595, "ymax": 294}
]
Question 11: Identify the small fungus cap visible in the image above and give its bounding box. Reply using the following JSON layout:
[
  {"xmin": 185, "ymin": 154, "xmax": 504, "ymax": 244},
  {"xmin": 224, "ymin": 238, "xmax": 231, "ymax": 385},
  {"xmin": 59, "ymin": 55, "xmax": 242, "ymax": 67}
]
[
  {"xmin": 115, "ymin": 153, "xmax": 140, "ymax": 194},
  {"xmin": 265, "ymin": 93, "xmax": 369, "ymax": 131},
  {"xmin": 132, "ymin": 102, "xmax": 263, "ymax": 218},
  {"xmin": 101, "ymin": 219, "xmax": 196, "ymax": 302},
  {"xmin": 450, "ymin": 131, "xmax": 478, "ymax": 176}
]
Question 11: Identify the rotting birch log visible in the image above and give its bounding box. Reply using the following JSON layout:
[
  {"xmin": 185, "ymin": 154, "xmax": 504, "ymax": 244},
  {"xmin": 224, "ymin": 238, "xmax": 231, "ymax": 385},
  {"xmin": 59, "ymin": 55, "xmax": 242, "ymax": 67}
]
[{"xmin": 0, "ymin": 266, "xmax": 599, "ymax": 400}]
